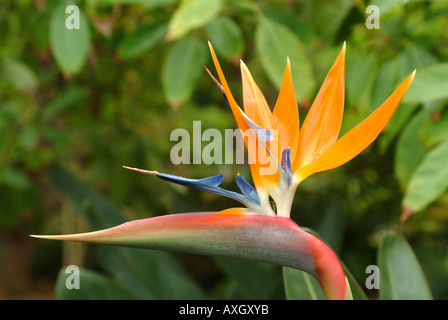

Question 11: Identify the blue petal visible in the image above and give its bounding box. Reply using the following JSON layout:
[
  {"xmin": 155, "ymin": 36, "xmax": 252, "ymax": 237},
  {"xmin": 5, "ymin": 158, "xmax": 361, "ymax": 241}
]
[
  {"xmin": 236, "ymin": 174, "xmax": 260, "ymax": 205},
  {"xmin": 281, "ymin": 147, "xmax": 292, "ymax": 186},
  {"xmin": 241, "ymin": 112, "xmax": 274, "ymax": 142},
  {"xmin": 156, "ymin": 173, "xmax": 258, "ymax": 207},
  {"xmin": 158, "ymin": 173, "xmax": 224, "ymax": 188},
  {"xmin": 123, "ymin": 166, "xmax": 261, "ymax": 208}
]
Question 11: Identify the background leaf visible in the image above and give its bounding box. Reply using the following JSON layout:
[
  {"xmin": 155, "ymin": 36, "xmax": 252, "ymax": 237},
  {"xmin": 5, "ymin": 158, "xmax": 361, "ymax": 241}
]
[
  {"xmin": 403, "ymin": 139, "xmax": 448, "ymax": 213},
  {"xmin": 213, "ymin": 257, "xmax": 281, "ymax": 299},
  {"xmin": 369, "ymin": 0, "xmax": 404, "ymax": 15},
  {"xmin": 42, "ymin": 85, "xmax": 88, "ymax": 121},
  {"xmin": 379, "ymin": 102, "xmax": 419, "ymax": 153},
  {"xmin": 378, "ymin": 233, "xmax": 432, "ymax": 300},
  {"xmin": 399, "ymin": 43, "xmax": 438, "ymax": 78},
  {"xmin": 283, "ymin": 267, "xmax": 326, "ymax": 300},
  {"xmin": 403, "ymin": 63, "xmax": 448, "ymax": 103},
  {"xmin": 342, "ymin": 52, "xmax": 378, "ymax": 134},
  {"xmin": 372, "ymin": 58, "xmax": 400, "ymax": 108},
  {"xmin": 56, "ymin": 267, "xmax": 135, "ymax": 300},
  {"xmin": 118, "ymin": 21, "xmax": 168, "ymax": 60},
  {"xmin": 420, "ymin": 112, "xmax": 448, "ymax": 148},
  {"xmin": 255, "ymin": 17, "xmax": 315, "ymax": 103},
  {"xmin": 205, "ymin": 17, "xmax": 244, "ymax": 60},
  {"xmin": 0, "ymin": 59, "xmax": 38, "ymax": 92},
  {"xmin": 309, "ymin": 0, "xmax": 353, "ymax": 43},
  {"xmin": 97, "ymin": 246, "xmax": 206, "ymax": 299},
  {"xmin": 99, "ymin": 0, "xmax": 176, "ymax": 7},
  {"xmin": 394, "ymin": 110, "xmax": 429, "ymax": 189},
  {"xmin": 167, "ymin": 0, "xmax": 222, "ymax": 40},
  {"xmin": 161, "ymin": 38, "xmax": 208, "ymax": 107},
  {"xmin": 49, "ymin": 2, "xmax": 91, "ymax": 75}
]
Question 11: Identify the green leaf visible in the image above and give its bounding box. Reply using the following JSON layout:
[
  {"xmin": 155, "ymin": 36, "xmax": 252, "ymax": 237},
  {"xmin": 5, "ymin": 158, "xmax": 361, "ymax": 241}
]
[
  {"xmin": 283, "ymin": 267, "xmax": 326, "ymax": 300},
  {"xmin": 372, "ymin": 58, "xmax": 401, "ymax": 109},
  {"xmin": 398, "ymin": 43, "xmax": 438, "ymax": 79},
  {"xmin": 379, "ymin": 102, "xmax": 419, "ymax": 153},
  {"xmin": 368, "ymin": 0, "xmax": 404, "ymax": 15},
  {"xmin": 403, "ymin": 63, "xmax": 448, "ymax": 103},
  {"xmin": 346, "ymin": 52, "xmax": 378, "ymax": 113},
  {"xmin": 422, "ymin": 99, "xmax": 446, "ymax": 113},
  {"xmin": 19, "ymin": 126, "xmax": 38, "ymax": 148},
  {"xmin": 48, "ymin": 165, "xmax": 125, "ymax": 228},
  {"xmin": 98, "ymin": 246, "xmax": 206, "ymax": 299},
  {"xmin": 167, "ymin": 0, "xmax": 222, "ymax": 40},
  {"xmin": 213, "ymin": 257, "xmax": 280, "ymax": 299},
  {"xmin": 341, "ymin": 52, "xmax": 378, "ymax": 135},
  {"xmin": 161, "ymin": 38, "xmax": 208, "ymax": 107},
  {"xmin": 118, "ymin": 21, "xmax": 168, "ymax": 60},
  {"xmin": 309, "ymin": 0, "xmax": 353, "ymax": 43},
  {"xmin": 0, "ymin": 167, "xmax": 30, "ymax": 190},
  {"xmin": 344, "ymin": 271, "xmax": 367, "ymax": 300},
  {"xmin": 260, "ymin": 4, "xmax": 316, "ymax": 45},
  {"xmin": 403, "ymin": 139, "xmax": 448, "ymax": 213},
  {"xmin": 206, "ymin": 17, "xmax": 244, "ymax": 60},
  {"xmin": 420, "ymin": 111, "xmax": 448, "ymax": 148},
  {"xmin": 49, "ymin": 2, "xmax": 91, "ymax": 75},
  {"xmin": 99, "ymin": 0, "xmax": 176, "ymax": 7},
  {"xmin": 56, "ymin": 267, "xmax": 135, "ymax": 300},
  {"xmin": 42, "ymin": 86, "xmax": 88, "ymax": 121},
  {"xmin": 255, "ymin": 18, "xmax": 315, "ymax": 102},
  {"xmin": 315, "ymin": 204, "xmax": 344, "ymax": 254},
  {"xmin": 0, "ymin": 59, "xmax": 38, "ymax": 92},
  {"xmin": 394, "ymin": 110, "xmax": 428, "ymax": 189},
  {"xmin": 378, "ymin": 233, "xmax": 432, "ymax": 300}
]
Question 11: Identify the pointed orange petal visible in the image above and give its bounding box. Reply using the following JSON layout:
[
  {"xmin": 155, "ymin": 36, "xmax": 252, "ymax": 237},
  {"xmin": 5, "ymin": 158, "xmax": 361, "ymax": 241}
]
[
  {"xmin": 240, "ymin": 61, "xmax": 276, "ymax": 131},
  {"xmin": 209, "ymin": 43, "xmax": 272, "ymax": 193},
  {"xmin": 272, "ymin": 58, "xmax": 299, "ymax": 163},
  {"xmin": 297, "ymin": 70, "xmax": 416, "ymax": 181},
  {"xmin": 208, "ymin": 42, "xmax": 249, "ymax": 134},
  {"xmin": 239, "ymin": 61, "xmax": 281, "ymax": 184},
  {"xmin": 294, "ymin": 43, "xmax": 346, "ymax": 172}
]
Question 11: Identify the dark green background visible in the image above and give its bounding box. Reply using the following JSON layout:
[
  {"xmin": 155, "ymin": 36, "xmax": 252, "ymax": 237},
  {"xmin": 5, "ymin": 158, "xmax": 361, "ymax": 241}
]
[{"xmin": 1, "ymin": 0, "xmax": 447, "ymax": 299}]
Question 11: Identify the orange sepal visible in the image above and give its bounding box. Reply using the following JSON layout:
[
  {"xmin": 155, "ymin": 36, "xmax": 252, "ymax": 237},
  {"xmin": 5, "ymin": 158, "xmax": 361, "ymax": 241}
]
[
  {"xmin": 294, "ymin": 43, "xmax": 346, "ymax": 172},
  {"xmin": 298, "ymin": 70, "xmax": 416, "ymax": 181}
]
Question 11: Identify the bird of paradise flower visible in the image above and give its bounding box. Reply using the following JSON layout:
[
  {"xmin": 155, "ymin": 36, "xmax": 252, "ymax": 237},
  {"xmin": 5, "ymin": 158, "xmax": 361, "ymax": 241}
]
[{"xmin": 33, "ymin": 42, "xmax": 415, "ymax": 300}]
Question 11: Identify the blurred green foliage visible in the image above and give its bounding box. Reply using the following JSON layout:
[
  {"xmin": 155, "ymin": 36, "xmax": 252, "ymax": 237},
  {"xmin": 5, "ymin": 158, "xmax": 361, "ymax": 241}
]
[{"xmin": 1, "ymin": 0, "xmax": 448, "ymax": 299}]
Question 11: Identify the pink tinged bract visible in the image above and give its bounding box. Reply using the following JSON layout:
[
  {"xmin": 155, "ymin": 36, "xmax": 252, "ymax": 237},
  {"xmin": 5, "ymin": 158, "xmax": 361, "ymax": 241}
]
[{"xmin": 32, "ymin": 210, "xmax": 347, "ymax": 300}]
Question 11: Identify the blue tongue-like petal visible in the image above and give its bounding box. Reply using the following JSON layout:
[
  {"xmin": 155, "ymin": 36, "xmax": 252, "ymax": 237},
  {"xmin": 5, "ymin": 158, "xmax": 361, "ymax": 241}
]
[
  {"xmin": 236, "ymin": 174, "xmax": 260, "ymax": 205},
  {"xmin": 241, "ymin": 112, "xmax": 273, "ymax": 142},
  {"xmin": 122, "ymin": 166, "xmax": 260, "ymax": 209},
  {"xmin": 281, "ymin": 147, "xmax": 292, "ymax": 186},
  {"xmin": 157, "ymin": 173, "xmax": 260, "ymax": 208},
  {"xmin": 157, "ymin": 173, "xmax": 224, "ymax": 188},
  {"xmin": 156, "ymin": 173, "xmax": 226, "ymax": 193}
]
